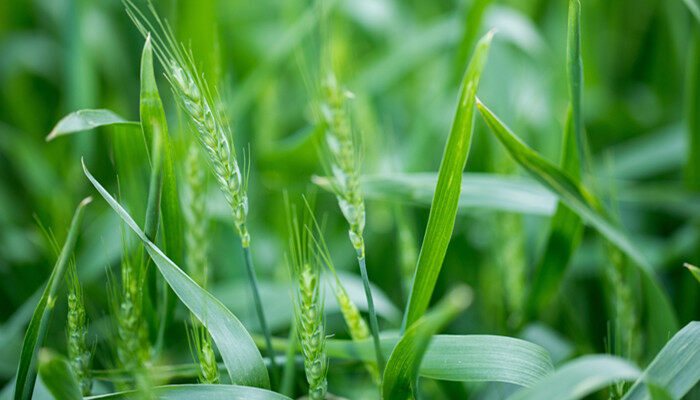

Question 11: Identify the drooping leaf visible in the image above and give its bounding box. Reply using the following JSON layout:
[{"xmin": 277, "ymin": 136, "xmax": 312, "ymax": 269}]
[
  {"xmin": 476, "ymin": 99, "xmax": 679, "ymax": 353},
  {"xmin": 85, "ymin": 384, "xmax": 291, "ymax": 400},
  {"xmin": 14, "ymin": 197, "xmax": 91, "ymax": 400},
  {"xmin": 83, "ymin": 161, "xmax": 270, "ymax": 389},
  {"xmin": 46, "ymin": 109, "xmax": 139, "ymax": 141},
  {"xmin": 383, "ymin": 286, "xmax": 473, "ymax": 400},
  {"xmin": 315, "ymin": 173, "xmax": 557, "ymax": 216},
  {"xmin": 508, "ymin": 355, "xmax": 641, "ymax": 400},
  {"xmin": 318, "ymin": 333, "xmax": 553, "ymax": 388},
  {"xmin": 37, "ymin": 349, "xmax": 81, "ymax": 400},
  {"xmin": 403, "ymin": 30, "xmax": 494, "ymax": 328},
  {"xmin": 622, "ymin": 322, "xmax": 700, "ymax": 400}
]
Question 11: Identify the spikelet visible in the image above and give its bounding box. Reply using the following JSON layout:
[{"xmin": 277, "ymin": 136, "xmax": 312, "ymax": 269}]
[
  {"xmin": 187, "ymin": 319, "xmax": 220, "ymax": 385},
  {"xmin": 308, "ymin": 208, "xmax": 380, "ymax": 383},
  {"xmin": 124, "ymin": 0, "xmax": 249, "ymax": 245},
  {"xmin": 185, "ymin": 143, "xmax": 209, "ymax": 286},
  {"xmin": 319, "ymin": 72, "xmax": 365, "ymax": 254},
  {"xmin": 285, "ymin": 199, "xmax": 328, "ymax": 400},
  {"xmin": 66, "ymin": 261, "xmax": 92, "ymax": 396}
]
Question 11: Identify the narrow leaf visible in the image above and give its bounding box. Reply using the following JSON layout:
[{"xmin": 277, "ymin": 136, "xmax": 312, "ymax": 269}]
[
  {"xmin": 622, "ymin": 322, "xmax": 700, "ymax": 400},
  {"xmin": 508, "ymin": 355, "xmax": 641, "ymax": 400},
  {"xmin": 85, "ymin": 384, "xmax": 291, "ymax": 400},
  {"xmin": 476, "ymin": 99, "xmax": 679, "ymax": 351},
  {"xmin": 37, "ymin": 349, "xmax": 81, "ymax": 400},
  {"xmin": 684, "ymin": 263, "xmax": 700, "ymax": 283},
  {"xmin": 383, "ymin": 286, "xmax": 473, "ymax": 399},
  {"xmin": 14, "ymin": 197, "xmax": 91, "ymax": 400},
  {"xmin": 83, "ymin": 161, "xmax": 270, "ymax": 389},
  {"xmin": 46, "ymin": 109, "xmax": 139, "ymax": 141},
  {"xmin": 403, "ymin": 31, "xmax": 493, "ymax": 328}
]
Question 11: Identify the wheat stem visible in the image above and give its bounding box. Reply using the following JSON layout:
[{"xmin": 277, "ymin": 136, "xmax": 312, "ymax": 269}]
[{"xmin": 356, "ymin": 248, "xmax": 385, "ymax": 377}]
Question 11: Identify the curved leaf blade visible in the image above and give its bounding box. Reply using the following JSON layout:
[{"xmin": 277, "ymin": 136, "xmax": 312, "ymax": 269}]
[
  {"xmin": 622, "ymin": 322, "xmax": 700, "ymax": 400},
  {"xmin": 46, "ymin": 109, "xmax": 139, "ymax": 141},
  {"xmin": 508, "ymin": 355, "xmax": 641, "ymax": 400},
  {"xmin": 13, "ymin": 197, "xmax": 91, "ymax": 400},
  {"xmin": 403, "ymin": 30, "xmax": 494, "ymax": 328},
  {"xmin": 476, "ymin": 99, "xmax": 679, "ymax": 351},
  {"xmin": 37, "ymin": 349, "xmax": 81, "ymax": 400},
  {"xmin": 85, "ymin": 384, "xmax": 291, "ymax": 400},
  {"xmin": 83, "ymin": 161, "xmax": 270, "ymax": 389},
  {"xmin": 383, "ymin": 286, "xmax": 473, "ymax": 399}
]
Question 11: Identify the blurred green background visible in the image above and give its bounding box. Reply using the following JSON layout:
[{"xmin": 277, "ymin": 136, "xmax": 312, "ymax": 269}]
[{"xmin": 0, "ymin": 0, "xmax": 698, "ymax": 398}]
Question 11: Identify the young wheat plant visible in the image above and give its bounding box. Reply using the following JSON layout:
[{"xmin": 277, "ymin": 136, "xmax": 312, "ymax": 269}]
[
  {"xmin": 123, "ymin": 1, "xmax": 277, "ymax": 384},
  {"xmin": 286, "ymin": 200, "xmax": 328, "ymax": 400},
  {"xmin": 66, "ymin": 262, "xmax": 92, "ymax": 396}
]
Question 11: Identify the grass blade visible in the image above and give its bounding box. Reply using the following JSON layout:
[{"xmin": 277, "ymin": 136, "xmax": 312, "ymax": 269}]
[
  {"xmin": 46, "ymin": 109, "xmax": 139, "ymax": 141},
  {"xmin": 85, "ymin": 384, "xmax": 292, "ymax": 400},
  {"xmin": 508, "ymin": 355, "xmax": 641, "ymax": 400},
  {"xmin": 403, "ymin": 30, "xmax": 493, "ymax": 328},
  {"xmin": 83, "ymin": 161, "xmax": 270, "ymax": 389},
  {"xmin": 383, "ymin": 286, "xmax": 472, "ymax": 400},
  {"xmin": 476, "ymin": 99, "xmax": 679, "ymax": 352},
  {"xmin": 13, "ymin": 197, "xmax": 91, "ymax": 400},
  {"xmin": 37, "ymin": 349, "xmax": 81, "ymax": 400},
  {"xmin": 685, "ymin": 263, "xmax": 700, "ymax": 283},
  {"xmin": 622, "ymin": 322, "xmax": 700, "ymax": 400},
  {"xmin": 315, "ymin": 173, "xmax": 557, "ymax": 216}
]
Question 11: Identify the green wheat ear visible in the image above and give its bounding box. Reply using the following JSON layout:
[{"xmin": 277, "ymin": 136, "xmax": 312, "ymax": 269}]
[
  {"xmin": 66, "ymin": 260, "xmax": 92, "ymax": 396},
  {"xmin": 285, "ymin": 197, "xmax": 328, "ymax": 400},
  {"xmin": 186, "ymin": 317, "xmax": 220, "ymax": 385},
  {"xmin": 304, "ymin": 201, "xmax": 380, "ymax": 384}
]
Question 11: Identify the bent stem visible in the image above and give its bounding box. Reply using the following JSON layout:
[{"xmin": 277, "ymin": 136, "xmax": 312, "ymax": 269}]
[
  {"xmin": 356, "ymin": 247, "xmax": 385, "ymax": 378},
  {"xmin": 241, "ymin": 243, "xmax": 279, "ymax": 388}
]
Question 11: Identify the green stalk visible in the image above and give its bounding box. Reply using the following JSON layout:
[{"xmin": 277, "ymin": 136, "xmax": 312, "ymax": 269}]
[
  {"xmin": 241, "ymin": 243, "xmax": 279, "ymax": 388},
  {"xmin": 356, "ymin": 248, "xmax": 385, "ymax": 376}
]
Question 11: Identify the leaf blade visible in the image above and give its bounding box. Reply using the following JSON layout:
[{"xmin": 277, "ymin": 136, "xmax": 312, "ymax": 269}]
[
  {"xmin": 85, "ymin": 384, "xmax": 291, "ymax": 400},
  {"xmin": 46, "ymin": 109, "xmax": 139, "ymax": 141},
  {"xmin": 403, "ymin": 30, "xmax": 494, "ymax": 328},
  {"xmin": 37, "ymin": 349, "xmax": 81, "ymax": 400},
  {"xmin": 83, "ymin": 161, "xmax": 270, "ymax": 389},
  {"xmin": 383, "ymin": 286, "xmax": 473, "ymax": 399},
  {"xmin": 13, "ymin": 197, "xmax": 91, "ymax": 400}
]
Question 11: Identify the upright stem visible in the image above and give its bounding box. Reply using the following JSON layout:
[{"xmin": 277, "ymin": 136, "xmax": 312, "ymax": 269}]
[
  {"xmin": 356, "ymin": 247, "xmax": 385, "ymax": 377},
  {"xmin": 241, "ymin": 243, "xmax": 279, "ymax": 388}
]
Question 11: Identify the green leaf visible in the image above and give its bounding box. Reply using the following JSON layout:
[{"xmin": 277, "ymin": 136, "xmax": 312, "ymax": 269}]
[
  {"xmin": 681, "ymin": 0, "xmax": 700, "ymax": 23},
  {"xmin": 46, "ymin": 109, "xmax": 139, "ymax": 141},
  {"xmin": 13, "ymin": 197, "xmax": 91, "ymax": 400},
  {"xmin": 403, "ymin": 30, "xmax": 493, "ymax": 328},
  {"xmin": 508, "ymin": 355, "xmax": 641, "ymax": 400},
  {"xmin": 475, "ymin": 99, "xmax": 679, "ymax": 352},
  {"xmin": 84, "ymin": 384, "xmax": 291, "ymax": 400},
  {"xmin": 319, "ymin": 333, "xmax": 553, "ymax": 388},
  {"xmin": 622, "ymin": 322, "xmax": 700, "ymax": 400},
  {"xmin": 685, "ymin": 263, "xmax": 700, "ymax": 283},
  {"xmin": 315, "ymin": 173, "xmax": 557, "ymax": 216},
  {"xmin": 37, "ymin": 349, "xmax": 81, "ymax": 400},
  {"xmin": 82, "ymin": 161, "xmax": 270, "ymax": 389},
  {"xmin": 383, "ymin": 286, "xmax": 473, "ymax": 400},
  {"xmin": 646, "ymin": 383, "xmax": 674, "ymax": 400}
]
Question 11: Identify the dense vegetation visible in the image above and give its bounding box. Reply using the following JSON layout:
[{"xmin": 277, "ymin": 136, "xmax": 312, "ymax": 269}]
[{"xmin": 0, "ymin": 0, "xmax": 698, "ymax": 399}]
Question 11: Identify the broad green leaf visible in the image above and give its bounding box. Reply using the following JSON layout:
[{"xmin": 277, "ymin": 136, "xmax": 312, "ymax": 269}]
[
  {"xmin": 681, "ymin": 0, "xmax": 700, "ymax": 23},
  {"xmin": 383, "ymin": 286, "xmax": 473, "ymax": 400},
  {"xmin": 403, "ymin": 31, "xmax": 493, "ymax": 328},
  {"xmin": 476, "ymin": 100, "xmax": 679, "ymax": 352},
  {"xmin": 14, "ymin": 197, "xmax": 91, "ymax": 400},
  {"xmin": 315, "ymin": 173, "xmax": 557, "ymax": 216},
  {"xmin": 685, "ymin": 263, "xmax": 700, "ymax": 283},
  {"xmin": 83, "ymin": 162, "xmax": 270, "ymax": 389},
  {"xmin": 622, "ymin": 322, "xmax": 700, "ymax": 400},
  {"xmin": 46, "ymin": 109, "xmax": 139, "ymax": 141},
  {"xmin": 37, "ymin": 349, "xmax": 81, "ymax": 400},
  {"xmin": 85, "ymin": 384, "xmax": 291, "ymax": 400},
  {"xmin": 508, "ymin": 355, "xmax": 641, "ymax": 400},
  {"xmin": 318, "ymin": 333, "xmax": 553, "ymax": 388}
]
